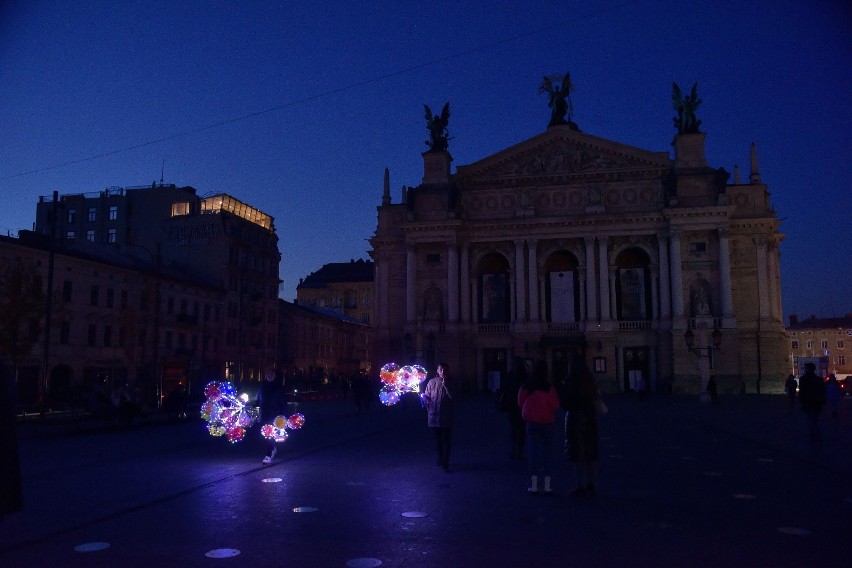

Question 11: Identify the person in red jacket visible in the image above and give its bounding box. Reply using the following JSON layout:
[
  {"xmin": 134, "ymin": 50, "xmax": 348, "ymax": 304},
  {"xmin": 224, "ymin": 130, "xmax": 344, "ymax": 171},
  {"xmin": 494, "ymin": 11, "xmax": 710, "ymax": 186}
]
[{"xmin": 517, "ymin": 360, "xmax": 560, "ymax": 494}]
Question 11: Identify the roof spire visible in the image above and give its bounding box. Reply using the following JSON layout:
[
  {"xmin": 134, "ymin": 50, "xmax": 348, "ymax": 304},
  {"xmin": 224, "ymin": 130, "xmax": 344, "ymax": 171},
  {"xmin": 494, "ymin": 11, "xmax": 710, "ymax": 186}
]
[
  {"xmin": 749, "ymin": 142, "xmax": 761, "ymax": 184},
  {"xmin": 733, "ymin": 164, "xmax": 741, "ymax": 184},
  {"xmin": 382, "ymin": 167, "xmax": 391, "ymax": 205}
]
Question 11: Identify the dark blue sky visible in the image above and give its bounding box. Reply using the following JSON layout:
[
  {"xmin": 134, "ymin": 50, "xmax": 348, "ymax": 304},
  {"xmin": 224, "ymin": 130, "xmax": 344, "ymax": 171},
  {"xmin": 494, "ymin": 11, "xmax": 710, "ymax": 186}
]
[{"xmin": 1, "ymin": 0, "xmax": 850, "ymax": 319}]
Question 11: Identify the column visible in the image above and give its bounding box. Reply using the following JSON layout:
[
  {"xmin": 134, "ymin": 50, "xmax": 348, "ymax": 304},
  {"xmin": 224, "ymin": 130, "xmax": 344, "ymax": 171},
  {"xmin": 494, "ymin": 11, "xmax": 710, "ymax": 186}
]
[
  {"xmin": 406, "ymin": 246, "xmax": 416, "ymax": 322},
  {"xmin": 527, "ymin": 239, "xmax": 539, "ymax": 322},
  {"xmin": 598, "ymin": 238, "xmax": 610, "ymax": 320},
  {"xmin": 669, "ymin": 230, "xmax": 684, "ymax": 322},
  {"xmin": 657, "ymin": 235, "xmax": 671, "ymax": 320},
  {"xmin": 754, "ymin": 237, "xmax": 770, "ymax": 319},
  {"xmin": 578, "ymin": 269, "xmax": 586, "ymax": 324},
  {"xmin": 514, "ymin": 239, "xmax": 526, "ymax": 321},
  {"xmin": 608, "ymin": 267, "xmax": 617, "ymax": 321},
  {"xmin": 717, "ymin": 229, "xmax": 734, "ymax": 321},
  {"xmin": 650, "ymin": 269, "xmax": 659, "ymax": 320},
  {"xmin": 447, "ymin": 243, "xmax": 458, "ymax": 322},
  {"xmin": 460, "ymin": 245, "xmax": 470, "ymax": 323},
  {"xmin": 584, "ymin": 237, "xmax": 597, "ymax": 321}
]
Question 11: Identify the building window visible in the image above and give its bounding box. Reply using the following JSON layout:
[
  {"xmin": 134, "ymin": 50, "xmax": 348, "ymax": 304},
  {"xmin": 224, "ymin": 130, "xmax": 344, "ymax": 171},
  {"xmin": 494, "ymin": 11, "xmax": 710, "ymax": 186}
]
[
  {"xmin": 837, "ymin": 340, "xmax": 845, "ymax": 349},
  {"xmin": 109, "ymin": 205, "xmax": 118, "ymax": 220},
  {"xmin": 594, "ymin": 357, "xmax": 607, "ymax": 373},
  {"xmin": 791, "ymin": 340, "xmax": 799, "ymax": 350},
  {"xmin": 107, "ymin": 228, "xmax": 116, "ymax": 243},
  {"xmin": 106, "ymin": 288, "xmax": 114, "ymax": 308},
  {"xmin": 171, "ymin": 202, "xmax": 190, "ymax": 216},
  {"xmin": 839, "ymin": 355, "xmax": 846, "ymax": 366},
  {"xmin": 807, "ymin": 340, "xmax": 813, "ymax": 350},
  {"xmin": 821, "ymin": 340, "xmax": 829, "ymax": 349},
  {"xmin": 86, "ymin": 230, "xmax": 95, "ymax": 242},
  {"xmin": 67, "ymin": 209, "xmax": 76, "ymax": 223},
  {"xmin": 167, "ymin": 296, "xmax": 174, "ymax": 315},
  {"xmin": 688, "ymin": 242, "xmax": 707, "ymax": 256},
  {"xmin": 66, "ymin": 231, "xmax": 75, "ymax": 240},
  {"xmin": 120, "ymin": 290, "xmax": 128, "ymax": 309},
  {"xmin": 90, "ymin": 285, "xmax": 99, "ymax": 306},
  {"xmin": 88, "ymin": 323, "xmax": 97, "ymax": 346},
  {"xmin": 87, "ymin": 207, "xmax": 96, "ymax": 222},
  {"xmin": 165, "ymin": 331, "xmax": 173, "ymax": 348},
  {"xmin": 103, "ymin": 325, "xmax": 112, "ymax": 347},
  {"xmin": 62, "ymin": 280, "xmax": 72, "ymax": 302}
]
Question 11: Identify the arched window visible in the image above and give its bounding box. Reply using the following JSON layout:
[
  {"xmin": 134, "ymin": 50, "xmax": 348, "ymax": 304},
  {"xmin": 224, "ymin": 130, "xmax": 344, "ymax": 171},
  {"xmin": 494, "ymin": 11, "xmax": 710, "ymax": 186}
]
[
  {"xmin": 614, "ymin": 248, "xmax": 652, "ymax": 321},
  {"xmin": 544, "ymin": 251, "xmax": 580, "ymax": 322}
]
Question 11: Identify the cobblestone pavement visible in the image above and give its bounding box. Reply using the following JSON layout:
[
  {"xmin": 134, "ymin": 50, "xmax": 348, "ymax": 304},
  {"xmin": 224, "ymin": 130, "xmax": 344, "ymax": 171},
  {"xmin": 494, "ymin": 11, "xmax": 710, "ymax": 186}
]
[{"xmin": 2, "ymin": 392, "xmax": 850, "ymax": 567}]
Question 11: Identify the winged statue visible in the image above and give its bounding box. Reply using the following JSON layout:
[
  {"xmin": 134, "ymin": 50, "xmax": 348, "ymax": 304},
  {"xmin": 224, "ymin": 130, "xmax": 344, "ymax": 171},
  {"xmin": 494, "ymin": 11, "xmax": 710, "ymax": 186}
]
[
  {"xmin": 424, "ymin": 102, "xmax": 451, "ymax": 152},
  {"xmin": 672, "ymin": 82, "xmax": 702, "ymax": 134},
  {"xmin": 539, "ymin": 72, "xmax": 574, "ymax": 126}
]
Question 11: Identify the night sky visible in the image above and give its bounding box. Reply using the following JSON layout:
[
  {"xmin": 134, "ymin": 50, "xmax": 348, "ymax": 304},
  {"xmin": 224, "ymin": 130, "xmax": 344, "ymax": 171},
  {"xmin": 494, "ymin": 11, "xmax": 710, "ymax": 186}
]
[{"xmin": 2, "ymin": 0, "xmax": 850, "ymax": 320}]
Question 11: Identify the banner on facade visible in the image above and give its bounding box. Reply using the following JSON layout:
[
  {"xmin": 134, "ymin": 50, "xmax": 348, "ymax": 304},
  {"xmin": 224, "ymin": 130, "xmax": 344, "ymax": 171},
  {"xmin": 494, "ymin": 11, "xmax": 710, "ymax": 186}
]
[
  {"xmin": 482, "ymin": 273, "xmax": 507, "ymax": 323},
  {"xmin": 549, "ymin": 271, "xmax": 575, "ymax": 322},
  {"xmin": 619, "ymin": 268, "xmax": 646, "ymax": 320}
]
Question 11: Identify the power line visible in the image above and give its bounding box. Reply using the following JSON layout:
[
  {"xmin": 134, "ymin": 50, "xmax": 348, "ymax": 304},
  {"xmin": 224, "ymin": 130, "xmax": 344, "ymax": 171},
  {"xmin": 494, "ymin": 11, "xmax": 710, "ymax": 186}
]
[{"xmin": 1, "ymin": 1, "xmax": 639, "ymax": 181}]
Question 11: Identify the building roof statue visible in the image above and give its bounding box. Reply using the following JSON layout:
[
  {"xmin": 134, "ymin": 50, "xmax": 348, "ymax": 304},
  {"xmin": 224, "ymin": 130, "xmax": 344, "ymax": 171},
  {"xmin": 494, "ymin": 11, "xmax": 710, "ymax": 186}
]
[
  {"xmin": 424, "ymin": 102, "xmax": 451, "ymax": 152},
  {"xmin": 672, "ymin": 82, "xmax": 702, "ymax": 134},
  {"xmin": 539, "ymin": 71, "xmax": 575, "ymax": 127}
]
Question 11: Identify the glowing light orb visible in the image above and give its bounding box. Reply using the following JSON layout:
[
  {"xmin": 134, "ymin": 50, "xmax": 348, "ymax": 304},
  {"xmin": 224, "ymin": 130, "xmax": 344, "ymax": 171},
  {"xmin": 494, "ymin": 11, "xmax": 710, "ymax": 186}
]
[
  {"xmin": 259, "ymin": 412, "xmax": 305, "ymax": 443},
  {"xmin": 201, "ymin": 381, "xmax": 259, "ymax": 443},
  {"xmin": 377, "ymin": 363, "xmax": 428, "ymax": 406}
]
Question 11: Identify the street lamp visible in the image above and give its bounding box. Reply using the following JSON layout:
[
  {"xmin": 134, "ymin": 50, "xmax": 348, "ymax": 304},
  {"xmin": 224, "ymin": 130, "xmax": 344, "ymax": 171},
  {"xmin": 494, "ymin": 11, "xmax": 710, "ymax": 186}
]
[{"xmin": 685, "ymin": 326, "xmax": 721, "ymax": 402}]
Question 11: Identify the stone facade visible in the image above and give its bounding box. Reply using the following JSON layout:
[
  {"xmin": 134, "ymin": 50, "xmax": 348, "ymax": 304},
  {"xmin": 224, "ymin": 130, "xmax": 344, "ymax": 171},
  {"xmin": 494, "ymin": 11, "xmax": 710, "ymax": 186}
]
[
  {"xmin": 370, "ymin": 124, "xmax": 787, "ymax": 394},
  {"xmin": 787, "ymin": 314, "xmax": 852, "ymax": 379}
]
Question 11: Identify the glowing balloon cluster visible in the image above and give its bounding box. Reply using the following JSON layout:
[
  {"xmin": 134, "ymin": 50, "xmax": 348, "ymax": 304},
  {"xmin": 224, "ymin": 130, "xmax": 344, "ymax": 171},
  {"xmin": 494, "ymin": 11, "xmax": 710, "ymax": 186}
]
[
  {"xmin": 200, "ymin": 381, "xmax": 258, "ymax": 443},
  {"xmin": 260, "ymin": 412, "xmax": 306, "ymax": 443},
  {"xmin": 378, "ymin": 363, "xmax": 427, "ymax": 406}
]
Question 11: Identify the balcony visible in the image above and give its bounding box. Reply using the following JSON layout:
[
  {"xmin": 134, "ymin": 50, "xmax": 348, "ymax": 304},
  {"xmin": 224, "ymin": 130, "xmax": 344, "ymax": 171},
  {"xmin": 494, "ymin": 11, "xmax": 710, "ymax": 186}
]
[{"xmin": 618, "ymin": 320, "xmax": 652, "ymax": 331}]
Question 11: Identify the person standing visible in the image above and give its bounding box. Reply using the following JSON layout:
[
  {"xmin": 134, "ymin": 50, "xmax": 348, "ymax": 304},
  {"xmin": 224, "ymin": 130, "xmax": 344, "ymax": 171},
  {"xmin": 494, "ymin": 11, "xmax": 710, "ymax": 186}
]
[
  {"xmin": 500, "ymin": 359, "xmax": 528, "ymax": 460},
  {"xmin": 784, "ymin": 374, "xmax": 798, "ymax": 411},
  {"xmin": 798, "ymin": 362, "xmax": 826, "ymax": 443},
  {"xmin": 421, "ymin": 363, "xmax": 454, "ymax": 472},
  {"xmin": 825, "ymin": 374, "xmax": 842, "ymax": 419},
  {"xmin": 257, "ymin": 368, "xmax": 287, "ymax": 464},
  {"xmin": 562, "ymin": 357, "xmax": 601, "ymax": 497},
  {"xmin": 517, "ymin": 360, "xmax": 560, "ymax": 494}
]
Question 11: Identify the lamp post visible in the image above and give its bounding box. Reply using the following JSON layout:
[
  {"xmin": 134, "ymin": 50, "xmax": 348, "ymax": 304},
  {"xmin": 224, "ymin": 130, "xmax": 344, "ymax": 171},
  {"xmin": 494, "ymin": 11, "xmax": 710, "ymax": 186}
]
[{"xmin": 685, "ymin": 326, "xmax": 721, "ymax": 401}]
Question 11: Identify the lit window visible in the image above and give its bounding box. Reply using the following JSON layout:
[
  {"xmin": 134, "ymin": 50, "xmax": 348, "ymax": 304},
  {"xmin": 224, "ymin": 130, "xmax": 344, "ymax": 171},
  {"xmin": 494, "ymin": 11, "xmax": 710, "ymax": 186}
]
[
  {"xmin": 66, "ymin": 231, "xmax": 75, "ymax": 240},
  {"xmin": 171, "ymin": 202, "xmax": 190, "ymax": 216},
  {"xmin": 107, "ymin": 228, "xmax": 116, "ymax": 243},
  {"xmin": 67, "ymin": 209, "xmax": 76, "ymax": 223},
  {"xmin": 87, "ymin": 207, "xmax": 96, "ymax": 222},
  {"xmin": 86, "ymin": 230, "xmax": 95, "ymax": 242}
]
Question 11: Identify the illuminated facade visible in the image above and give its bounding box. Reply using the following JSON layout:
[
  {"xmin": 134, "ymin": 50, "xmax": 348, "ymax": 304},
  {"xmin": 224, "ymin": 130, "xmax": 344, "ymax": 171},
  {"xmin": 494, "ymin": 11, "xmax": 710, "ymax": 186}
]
[
  {"xmin": 370, "ymin": 123, "xmax": 788, "ymax": 394},
  {"xmin": 787, "ymin": 314, "xmax": 852, "ymax": 379}
]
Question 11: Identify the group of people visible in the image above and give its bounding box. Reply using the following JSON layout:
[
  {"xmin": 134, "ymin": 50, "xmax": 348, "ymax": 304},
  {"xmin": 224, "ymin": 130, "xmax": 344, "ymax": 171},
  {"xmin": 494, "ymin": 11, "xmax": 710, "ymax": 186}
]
[
  {"xmin": 419, "ymin": 358, "xmax": 601, "ymax": 497},
  {"xmin": 793, "ymin": 362, "xmax": 844, "ymax": 444}
]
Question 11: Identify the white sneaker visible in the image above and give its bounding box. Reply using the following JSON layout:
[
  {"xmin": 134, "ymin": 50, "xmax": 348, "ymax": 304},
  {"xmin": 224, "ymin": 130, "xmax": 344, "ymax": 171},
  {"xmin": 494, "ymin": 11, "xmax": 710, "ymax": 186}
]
[{"xmin": 262, "ymin": 456, "xmax": 272, "ymax": 464}]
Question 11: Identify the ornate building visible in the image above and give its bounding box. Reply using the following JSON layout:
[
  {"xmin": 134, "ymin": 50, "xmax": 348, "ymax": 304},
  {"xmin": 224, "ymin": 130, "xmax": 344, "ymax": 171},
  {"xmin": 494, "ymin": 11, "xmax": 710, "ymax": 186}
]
[{"xmin": 370, "ymin": 95, "xmax": 787, "ymax": 395}]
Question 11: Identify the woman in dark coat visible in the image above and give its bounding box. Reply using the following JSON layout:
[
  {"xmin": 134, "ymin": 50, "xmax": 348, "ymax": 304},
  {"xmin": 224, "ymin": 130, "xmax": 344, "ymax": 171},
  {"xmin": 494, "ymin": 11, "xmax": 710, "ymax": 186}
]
[{"xmin": 562, "ymin": 356, "xmax": 600, "ymax": 496}]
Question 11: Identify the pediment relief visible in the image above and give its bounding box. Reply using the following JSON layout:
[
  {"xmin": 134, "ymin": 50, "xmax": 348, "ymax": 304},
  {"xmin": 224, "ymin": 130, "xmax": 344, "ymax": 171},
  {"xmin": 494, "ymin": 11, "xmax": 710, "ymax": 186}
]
[{"xmin": 458, "ymin": 131, "xmax": 671, "ymax": 183}]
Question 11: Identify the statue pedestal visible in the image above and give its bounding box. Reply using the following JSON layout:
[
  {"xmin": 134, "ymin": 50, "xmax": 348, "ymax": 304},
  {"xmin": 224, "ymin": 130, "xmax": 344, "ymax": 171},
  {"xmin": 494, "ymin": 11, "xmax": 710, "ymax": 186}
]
[
  {"xmin": 422, "ymin": 151, "xmax": 452, "ymax": 185},
  {"xmin": 674, "ymin": 133, "xmax": 707, "ymax": 168}
]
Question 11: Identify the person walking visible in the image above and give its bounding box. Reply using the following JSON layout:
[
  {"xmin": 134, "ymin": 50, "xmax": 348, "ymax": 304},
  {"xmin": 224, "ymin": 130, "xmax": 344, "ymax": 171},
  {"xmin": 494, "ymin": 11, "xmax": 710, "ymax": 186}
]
[
  {"xmin": 257, "ymin": 368, "xmax": 287, "ymax": 464},
  {"xmin": 517, "ymin": 360, "xmax": 560, "ymax": 494},
  {"xmin": 421, "ymin": 363, "xmax": 454, "ymax": 472},
  {"xmin": 562, "ymin": 356, "xmax": 601, "ymax": 497},
  {"xmin": 798, "ymin": 362, "xmax": 826, "ymax": 443},
  {"xmin": 825, "ymin": 374, "xmax": 842, "ymax": 419}
]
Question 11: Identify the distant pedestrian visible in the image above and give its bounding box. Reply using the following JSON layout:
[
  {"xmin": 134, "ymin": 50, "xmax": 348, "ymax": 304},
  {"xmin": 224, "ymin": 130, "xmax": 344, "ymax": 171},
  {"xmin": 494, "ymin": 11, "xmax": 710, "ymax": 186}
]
[
  {"xmin": 421, "ymin": 363, "xmax": 454, "ymax": 472},
  {"xmin": 257, "ymin": 368, "xmax": 287, "ymax": 464},
  {"xmin": 707, "ymin": 375, "xmax": 718, "ymax": 404},
  {"xmin": 784, "ymin": 374, "xmax": 797, "ymax": 411},
  {"xmin": 518, "ymin": 360, "xmax": 560, "ymax": 494},
  {"xmin": 499, "ymin": 359, "xmax": 527, "ymax": 460},
  {"xmin": 562, "ymin": 357, "xmax": 601, "ymax": 497},
  {"xmin": 798, "ymin": 362, "xmax": 826, "ymax": 443},
  {"xmin": 825, "ymin": 375, "xmax": 842, "ymax": 419}
]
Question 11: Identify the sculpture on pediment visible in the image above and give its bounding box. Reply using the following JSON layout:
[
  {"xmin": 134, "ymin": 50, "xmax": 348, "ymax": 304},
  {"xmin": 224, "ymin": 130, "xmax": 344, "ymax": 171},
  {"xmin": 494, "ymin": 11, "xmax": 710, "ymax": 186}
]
[
  {"xmin": 672, "ymin": 83, "xmax": 702, "ymax": 134},
  {"xmin": 424, "ymin": 102, "xmax": 451, "ymax": 152},
  {"xmin": 690, "ymin": 279, "xmax": 713, "ymax": 317},
  {"xmin": 539, "ymin": 72, "xmax": 574, "ymax": 127}
]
